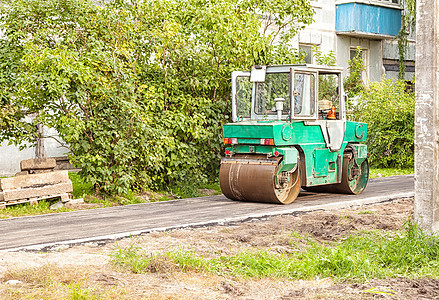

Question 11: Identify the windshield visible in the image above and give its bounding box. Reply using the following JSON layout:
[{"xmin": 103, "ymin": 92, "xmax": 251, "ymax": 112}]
[
  {"xmin": 255, "ymin": 72, "xmax": 290, "ymax": 116},
  {"xmin": 235, "ymin": 76, "xmax": 252, "ymax": 118}
]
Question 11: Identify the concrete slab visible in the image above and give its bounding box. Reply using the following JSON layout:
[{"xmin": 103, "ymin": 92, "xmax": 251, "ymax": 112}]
[
  {"xmin": 0, "ymin": 171, "xmax": 69, "ymax": 191},
  {"xmin": 3, "ymin": 182, "xmax": 73, "ymax": 201},
  {"xmin": 20, "ymin": 158, "xmax": 56, "ymax": 171}
]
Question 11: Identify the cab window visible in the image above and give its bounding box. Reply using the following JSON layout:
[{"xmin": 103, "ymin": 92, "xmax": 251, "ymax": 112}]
[{"xmin": 293, "ymin": 73, "xmax": 315, "ymax": 117}]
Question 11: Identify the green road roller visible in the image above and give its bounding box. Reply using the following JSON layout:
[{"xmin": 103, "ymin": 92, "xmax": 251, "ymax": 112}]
[{"xmin": 219, "ymin": 64, "xmax": 369, "ymax": 204}]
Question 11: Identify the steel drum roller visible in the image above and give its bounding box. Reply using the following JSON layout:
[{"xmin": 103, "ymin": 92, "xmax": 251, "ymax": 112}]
[{"xmin": 219, "ymin": 154, "xmax": 300, "ymax": 204}]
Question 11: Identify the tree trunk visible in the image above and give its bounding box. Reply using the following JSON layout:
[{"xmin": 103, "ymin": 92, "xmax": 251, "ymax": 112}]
[{"xmin": 35, "ymin": 122, "xmax": 46, "ymax": 159}]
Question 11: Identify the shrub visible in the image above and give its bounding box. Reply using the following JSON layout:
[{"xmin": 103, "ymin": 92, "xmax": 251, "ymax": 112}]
[
  {"xmin": 344, "ymin": 47, "xmax": 365, "ymax": 98},
  {"xmin": 353, "ymin": 78, "xmax": 414, "ymax": 168}
]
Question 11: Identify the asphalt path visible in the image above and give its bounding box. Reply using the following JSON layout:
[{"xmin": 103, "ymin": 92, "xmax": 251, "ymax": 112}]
[{"xmin": 0, "ymin": 175, "xmax": 414, "ymax": 251}]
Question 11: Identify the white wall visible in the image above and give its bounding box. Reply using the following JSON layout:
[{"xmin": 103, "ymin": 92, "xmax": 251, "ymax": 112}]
[
  {"xmin": 0, "ymin": 127, "xmax": 67, "ymax": 176},
  {"xmin": 296, "ymin": 0, "xmax": 338, "ymax": 61}
]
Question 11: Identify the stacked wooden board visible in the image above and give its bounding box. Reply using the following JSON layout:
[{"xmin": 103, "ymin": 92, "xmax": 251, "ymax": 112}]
[{"xmin": 0, "ymin": 169, "xmax": 73, "ymax": 209}]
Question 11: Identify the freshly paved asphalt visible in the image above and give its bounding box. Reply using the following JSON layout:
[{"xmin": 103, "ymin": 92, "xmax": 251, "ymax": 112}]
[{"xmin": 0, "ymin": 175, "xmax": 414, "ymax": 251}]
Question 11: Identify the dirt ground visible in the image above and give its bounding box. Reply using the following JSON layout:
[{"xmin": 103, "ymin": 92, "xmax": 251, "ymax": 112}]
[{"xmin": 1, "ymin": 197, "xmax": 438, "ymax": 299}]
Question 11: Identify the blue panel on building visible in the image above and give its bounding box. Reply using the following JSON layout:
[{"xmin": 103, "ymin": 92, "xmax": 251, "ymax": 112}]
[{"xmin": 336, "ymin": 3, "xmax": 401, "ymax": 36}]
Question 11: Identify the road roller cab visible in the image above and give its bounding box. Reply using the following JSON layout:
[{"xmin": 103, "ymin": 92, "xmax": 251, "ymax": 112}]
[{"xmin": 219, "ymin": 64, "xmax": 369, "ymax": 204}]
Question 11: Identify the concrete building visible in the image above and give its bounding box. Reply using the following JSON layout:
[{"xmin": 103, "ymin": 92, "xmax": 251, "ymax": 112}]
[
  {"xmin": 0, "ymin": 0, "xmax": 414, "ymax": 176},
  {"xmin": 293, "ymin": 0, "xmax": 415, "ymax": 81}
]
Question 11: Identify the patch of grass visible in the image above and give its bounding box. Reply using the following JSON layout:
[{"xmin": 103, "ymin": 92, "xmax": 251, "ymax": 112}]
[
  {"xmin": 70, "ymin": 171, "xmax": 220, "ymax": 204},
  {"xmin": 85, "ymin": 192, "xmax": 149, "ymax": 208},
  {"xmin": 198, "ymin": 182, "xmax": 222, "ymax": 194},
  {"xmin": 3, "ymin": 264, "xmax": 82, "ymax": 286},
  {"xmin": 167, "ymin": 181, "xmax": 221, "ymax": 199},
  {"xmin": 2, "ymin": 265, "xmax": 127, "ymax": 299},
  {"xmin": 111, "ymin": 220, "xmax": 439, "ymax": 282},
  {"xmin": 290, "ymin": 230, "xmax": 302, "ymax": 239},
  {"xmin": 363, "ymin": 287, "xmax": 397, "ymax": 297},
  {"xmin": 370, "ymin": 168, "xmax": 413, "ymax": 178},
  {"xmin": 0, "ymin": 200, "xmax": 74, "ymax": 219},
  {"xmin": 69, "ymin": 172, "xmax": 94, "ymax": 199},
  {"xmin": 111, "ymin": 242, "xmax": 157, "ymax": 273},
  {"xmin": 116, "ymin": 191, "xmax": 145, "ymax": 205},
  {"xmin": 68, "ymin": 283, "xmax": 97, "ymax": 300},
  {"xmin": 358, "ymin": 210, "xmax": 375, "ymax": 215},
  {"xmin": 83, "ymin": 195, "xmax": 116, "ymax": 208}
]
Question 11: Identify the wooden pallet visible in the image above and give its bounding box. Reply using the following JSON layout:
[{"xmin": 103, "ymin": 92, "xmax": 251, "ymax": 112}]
[{"xmin": 0, "ymin": 193, "xmax": 71, "ymax": 209}]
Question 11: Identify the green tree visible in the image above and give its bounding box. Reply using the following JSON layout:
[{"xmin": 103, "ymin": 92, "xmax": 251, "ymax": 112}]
[{"xmin": 0, "ymin": 0, "xmax": 314, "ymax": 194}]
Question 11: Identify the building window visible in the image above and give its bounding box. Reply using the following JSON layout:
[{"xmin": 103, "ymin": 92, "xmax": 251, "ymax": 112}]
[
  {"xmin": 300, "ymin": 45, "xmax": 313, "ymax": 64},
  {"xmin": 349, "ymin": 48, "xmax": 369, "ymax": 80},
  {"xmin": 383, "ymin": 59, "xmax": 415, "ymax": 80},
  {"xmin": 371, "ymin": 0, "xmax": 400, "ymax": 5},
  {"xmin": 349, "ymin": 48, "xmax": 357, "ymax": 61}
]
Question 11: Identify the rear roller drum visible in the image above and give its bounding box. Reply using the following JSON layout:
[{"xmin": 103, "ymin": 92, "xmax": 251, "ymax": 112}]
[
  {"xmin": 219, "ymin": 155, "xmax": 301, "ymax": 204},
  {"xmin": 339, "ymin": 155, "xmax": 369, "ymax": 194}
]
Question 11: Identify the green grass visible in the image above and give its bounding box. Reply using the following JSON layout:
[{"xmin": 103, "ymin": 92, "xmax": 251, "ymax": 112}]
[
  {"xmin": 166, "ymin": 181, "xmax": 221, "ymax": 199},
  {"xmin": 111, "ymin": 242, "xmax": 158, "ymax": 274},
  {"xmin": 68, "ymin": 172, "xmax": 94, "ymax": 199},
  {"xmin": 69, "ymin": 172, "xmax": 220, "ymax": 201},
  {"xmin": 0, "ymin": 200, "xmax": 74, "ymax": 219},
  {"xmin": 68, "ymin": 283, "xmax": 97, "ymax": 300},
  {"xmin": 111, "ymin": 220, "xmax": 439, "ymax": 282},
  {"xmin": 369, "ymin": 168, "xmax": 413, "ymax": 178}
]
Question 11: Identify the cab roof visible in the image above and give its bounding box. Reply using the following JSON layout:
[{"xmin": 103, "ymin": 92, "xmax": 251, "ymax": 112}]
[{"xmin": 263, "ymin": 64, "xmax": 344, "ymax": 74}]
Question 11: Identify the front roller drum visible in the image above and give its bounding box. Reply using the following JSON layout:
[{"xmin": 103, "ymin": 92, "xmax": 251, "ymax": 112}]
[{"xmin": 219, "ymin": 155, "xmax": 300, "ymax": 204}]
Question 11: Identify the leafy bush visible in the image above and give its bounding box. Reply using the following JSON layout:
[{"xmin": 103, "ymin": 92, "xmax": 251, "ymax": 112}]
[
  {"xmin": 0, "ymin": 0, "xmax": 314, "ymax": 194},
  {"xmin": 353, "ymin": 78, "xmax": 414, "ymax": 168},
  {"xmin": 344, "ymin": 47, "xmax": 365, "ymax": 98}
]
